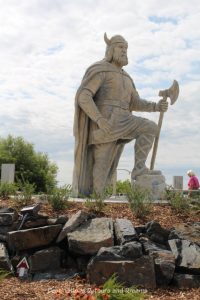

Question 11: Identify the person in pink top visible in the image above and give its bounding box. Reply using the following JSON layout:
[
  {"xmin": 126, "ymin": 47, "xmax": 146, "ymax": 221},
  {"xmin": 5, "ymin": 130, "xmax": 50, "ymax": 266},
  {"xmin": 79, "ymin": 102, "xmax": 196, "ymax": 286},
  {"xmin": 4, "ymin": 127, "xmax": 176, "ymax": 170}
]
[{"xmin": 187, "ymin": 170, "xmax": 199, "ymax": 196}]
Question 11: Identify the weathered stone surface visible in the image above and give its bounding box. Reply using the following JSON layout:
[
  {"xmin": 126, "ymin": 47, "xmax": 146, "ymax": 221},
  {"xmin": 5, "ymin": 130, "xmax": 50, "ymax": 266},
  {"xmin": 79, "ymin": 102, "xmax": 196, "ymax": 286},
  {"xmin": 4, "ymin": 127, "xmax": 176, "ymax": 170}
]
[
  {"xmin": 48, "ymin": 215, "xmax": 68, "ymax": 226},
  {"xmin": 22, "ymin": 217, "xmax": 49, "ymax": 229},
  {"xmin": 152, "ymin": 251, "xmax": 175, "ymax": 286},
  {"xmin": 145, "ymin": 221, "xmax": 170, "ymax": 245},
  {"xmin": 114, "ymin": 218, "xmax": 138, "ymax": 245},
  {"xmin": 0, "ymin": 221, "xmax": 19, "ymax": 235},
  {"xmin": 172, "ymin": 222, "xmax": 200, "ymax": 246},
  {"xmin": 68, "ymin": 218, "xmax": 113, "ymax": 255},
  {"xmin": 32, "ymin": 268, "xmax": 78, "ymax": 281},
  {"xmin": 0, "ymin": 242, "xmax": 13, "ymax": 271},
  {"xmin": 169, "ymin": 239, "xmax": 200, "ymax": 271},
  {"xmin": 56, "ymin": 210, "xmax": 89, "ymax": 243},
  {"xmin": 140, "ymin": 237, "xmax": 175, "ymax": 285},
  {"xmin": 140, "ymin": 237, "xmax": 169, "ymax": 254},
  {"xmin": 8, "ymin": 224, "xmax": 62, "ymax": 251},
  {"xmin": 94, "ymin": 242, "xmax": 142, "ymax": 261},
  {"xmin": 87, "ymin": 256, "xmax": 156, "ymax": 288},
  {"xmin": 135, "ymin": 174, "xmax": 166, "ymax": 200},
  {"xmin": 0, "ymin": 207, "xmax": 18, "ymax": 226},
  {"xmin": 29, "ymin": 247, "xmax": 61, "ymax": 273},
  {"xmin": 173, "ymin": 273, "xmax": 200, "ymax": 288}
]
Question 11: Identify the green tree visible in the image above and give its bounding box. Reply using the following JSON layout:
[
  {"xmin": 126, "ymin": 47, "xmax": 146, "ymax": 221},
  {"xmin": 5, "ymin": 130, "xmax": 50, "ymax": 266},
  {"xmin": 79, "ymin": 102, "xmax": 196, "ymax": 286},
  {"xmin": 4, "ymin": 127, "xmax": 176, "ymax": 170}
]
[{"xmin": 0, "ymin": 135, "xmax": 58, "ymax": 192}]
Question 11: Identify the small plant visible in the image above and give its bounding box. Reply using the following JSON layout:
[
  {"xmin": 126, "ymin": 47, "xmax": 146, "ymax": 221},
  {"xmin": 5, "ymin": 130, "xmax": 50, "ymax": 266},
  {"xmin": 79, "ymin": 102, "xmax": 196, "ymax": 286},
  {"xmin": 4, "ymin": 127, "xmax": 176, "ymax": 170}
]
[
  {"xmin": 95, "ymin": 273, "xmax": 144, "ymax": 300},
  {"xmin": 15, "ymin": 176, "xmax": 35, "ymax": 206},
  {"xmin": 126, "ymin": 184, "xmax": 152, "ymax": 219},
  {"xmin": 48, "ymin": 185, "xmax": 71, "ymax": 211},
  {"xmin": 0, "ymin": 269, "xmax": 10, "ymax": 281},
  {"xmin": 169, "ymin": 191, "xmax": 190, "ymax": 214},
  {"xmin": 85, "ymin": 192, "xmax": 105, "ymax": 213},
  {"xmin": 0, "ymin": 182, "xmax": 18, "ymax": 199}
]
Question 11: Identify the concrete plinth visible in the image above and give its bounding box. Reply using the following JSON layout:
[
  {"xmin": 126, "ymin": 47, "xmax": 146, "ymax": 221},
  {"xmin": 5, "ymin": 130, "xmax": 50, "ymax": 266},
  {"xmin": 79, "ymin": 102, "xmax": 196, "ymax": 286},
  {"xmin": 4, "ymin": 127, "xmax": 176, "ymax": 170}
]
[{"xmin": 133, "ymin": 173, "xmax": 166, "ymax": 200}]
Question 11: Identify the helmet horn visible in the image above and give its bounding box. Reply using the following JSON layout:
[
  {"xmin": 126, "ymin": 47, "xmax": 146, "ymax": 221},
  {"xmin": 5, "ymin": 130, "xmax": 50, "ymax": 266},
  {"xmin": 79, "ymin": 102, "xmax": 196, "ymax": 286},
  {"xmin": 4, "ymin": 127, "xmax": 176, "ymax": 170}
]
[{"xmin": 104, "ymin": 32, "xmax": 111, "ymax": 46}]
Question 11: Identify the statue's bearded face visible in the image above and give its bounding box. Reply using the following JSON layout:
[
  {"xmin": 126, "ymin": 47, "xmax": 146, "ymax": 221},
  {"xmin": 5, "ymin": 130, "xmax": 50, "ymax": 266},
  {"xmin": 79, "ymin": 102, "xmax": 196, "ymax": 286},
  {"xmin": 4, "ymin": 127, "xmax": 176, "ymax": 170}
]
[{"xmin": 112, "ymin": 42, "xmax": 128, "ymax": 67}]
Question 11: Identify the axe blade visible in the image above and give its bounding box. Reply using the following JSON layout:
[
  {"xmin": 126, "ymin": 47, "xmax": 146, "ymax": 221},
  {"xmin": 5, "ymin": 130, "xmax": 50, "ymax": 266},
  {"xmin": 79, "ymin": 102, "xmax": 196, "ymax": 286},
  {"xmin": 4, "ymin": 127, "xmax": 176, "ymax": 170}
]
[{"xmin": 159, "ymin": 80, "xmax": 179, "ymax": 105}]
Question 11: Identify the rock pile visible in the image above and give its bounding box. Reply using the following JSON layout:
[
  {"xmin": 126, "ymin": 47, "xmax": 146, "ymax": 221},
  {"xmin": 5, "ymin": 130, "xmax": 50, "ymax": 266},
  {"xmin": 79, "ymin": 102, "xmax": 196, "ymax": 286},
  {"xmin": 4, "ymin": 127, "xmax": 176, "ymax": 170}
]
[{"xmin": 0, "ymin": 206, "xmax": 200, "ymax": 288}]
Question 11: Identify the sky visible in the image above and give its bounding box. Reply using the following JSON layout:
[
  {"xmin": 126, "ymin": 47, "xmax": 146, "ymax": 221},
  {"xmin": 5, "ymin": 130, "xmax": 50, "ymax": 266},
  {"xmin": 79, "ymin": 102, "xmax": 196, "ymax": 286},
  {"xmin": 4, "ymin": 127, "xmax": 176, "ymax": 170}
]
[{"xmin": 0, "ymin": 0, "xmax": 200, "ymax": 189}]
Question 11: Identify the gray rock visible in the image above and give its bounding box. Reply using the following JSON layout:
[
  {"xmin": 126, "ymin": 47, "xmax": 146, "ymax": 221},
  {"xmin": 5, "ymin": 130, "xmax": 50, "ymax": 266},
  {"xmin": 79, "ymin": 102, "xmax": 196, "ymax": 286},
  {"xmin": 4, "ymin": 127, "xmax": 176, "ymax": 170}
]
[
  {"xmin": 0, "ymin": 242, "xmax": 13, "ymax": 271},
  {"xmin": 0, "ymin": 221, "xmax": 19, "ymax": 235},
  {"xmin": 171, "ymin": 223, "xmax": 200, "ymax": 246},
  {"xmin": 32, "ymin": 268, "xmax": 78, "ymax": 281},
  {"xmin": 114, "ymin": 218, "xmax": 138, "ymax": 245},
  {"xmin": 28, "ymin": 247, "xmax": 61, "ymax": 273},
  {"xmin": 0, "ymin": 212, "xmax": 18, "ymax": 226},
  {"xmin": 173, "ymin": 273, "xmax": 200, "ymax": 288},
  {"xmin": 169, "ymin": 239, "xmax": 200, "ymax": 271},
  {"xmin": 145, "ymin": 221, "xmax": 170, "ymax": 245},
  {"xmin": 140, "ymin": 237, "xmax": 175, "ymax": 286},
  {"xmin": 8, "ymin": 224, "xmax": 62, "ymax": 251},
  {"xmin": 87, "ymin": 255, "xmax": 156, "ymax": 288},
  {"xmin": 94, "ymin": 242, "xmax": 142, "ymax": 261},
  {"xmin": 68, "ymin": 218, "xmax": 114, "ymax": 255},
  {"xmin": 56, "ymin": 210, "xmax": 89, "ymax": 243}
]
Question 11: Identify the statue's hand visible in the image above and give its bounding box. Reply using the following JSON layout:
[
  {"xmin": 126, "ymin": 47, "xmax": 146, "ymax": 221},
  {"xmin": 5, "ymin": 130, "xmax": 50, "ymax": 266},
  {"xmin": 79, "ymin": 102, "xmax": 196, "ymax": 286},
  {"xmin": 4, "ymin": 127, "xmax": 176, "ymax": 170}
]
[
  {"xmin": 155, "ymin": 99, "xmax": 168, "ymax": 112},
  {"xmin": 97, "ymin": 117, "xmax": 112, "ymax": 134}
]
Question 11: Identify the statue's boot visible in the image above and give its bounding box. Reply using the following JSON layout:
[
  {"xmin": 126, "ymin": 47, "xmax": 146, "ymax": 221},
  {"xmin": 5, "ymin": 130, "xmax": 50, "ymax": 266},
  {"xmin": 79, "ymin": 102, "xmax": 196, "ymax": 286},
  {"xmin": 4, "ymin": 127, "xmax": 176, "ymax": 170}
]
[{"xmin": 131, "ymin": 134, "xmax": 161, "ymax": 180}]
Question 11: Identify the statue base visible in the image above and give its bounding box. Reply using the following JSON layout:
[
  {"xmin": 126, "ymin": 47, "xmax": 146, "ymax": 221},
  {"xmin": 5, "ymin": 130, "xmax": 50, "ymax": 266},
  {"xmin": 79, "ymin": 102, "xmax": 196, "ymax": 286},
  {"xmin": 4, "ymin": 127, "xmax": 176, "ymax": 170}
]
[{"xmin": 132, "ymin": 172, "xmax": 166, "ymax": 200}]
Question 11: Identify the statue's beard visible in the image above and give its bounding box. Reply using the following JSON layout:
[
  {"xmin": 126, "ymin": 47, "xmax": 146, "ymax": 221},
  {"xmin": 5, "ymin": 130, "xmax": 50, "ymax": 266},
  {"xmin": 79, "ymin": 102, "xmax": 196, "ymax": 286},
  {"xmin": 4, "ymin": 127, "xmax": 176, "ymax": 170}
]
[{"xmin": 112, "ymin": 53, "xmax": 128, "ymax": 67}]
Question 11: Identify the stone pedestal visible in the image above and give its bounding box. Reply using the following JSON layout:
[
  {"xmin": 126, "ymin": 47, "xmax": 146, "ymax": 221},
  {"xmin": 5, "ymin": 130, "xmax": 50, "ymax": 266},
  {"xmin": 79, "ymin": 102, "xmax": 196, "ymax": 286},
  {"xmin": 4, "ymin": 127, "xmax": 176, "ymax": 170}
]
[{"xmin": 133, "ymin": 173, "xmax": 166, "ymax": 200}]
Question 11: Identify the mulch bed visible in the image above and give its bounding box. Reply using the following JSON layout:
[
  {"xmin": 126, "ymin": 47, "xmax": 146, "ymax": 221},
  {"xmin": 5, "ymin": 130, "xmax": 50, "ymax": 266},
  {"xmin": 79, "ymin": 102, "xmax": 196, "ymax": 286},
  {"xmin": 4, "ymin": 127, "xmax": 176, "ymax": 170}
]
[{"xmin": 0, "ymin": 198, "xmax": 200, "ymax": 300}]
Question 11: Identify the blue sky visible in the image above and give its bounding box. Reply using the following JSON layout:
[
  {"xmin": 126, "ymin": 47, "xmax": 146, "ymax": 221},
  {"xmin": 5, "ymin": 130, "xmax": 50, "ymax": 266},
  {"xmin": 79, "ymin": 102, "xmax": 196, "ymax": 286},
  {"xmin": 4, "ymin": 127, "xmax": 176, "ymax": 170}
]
[{"xmin": 0, "ymin": 0, "xmax": 200, "ymax": 188}]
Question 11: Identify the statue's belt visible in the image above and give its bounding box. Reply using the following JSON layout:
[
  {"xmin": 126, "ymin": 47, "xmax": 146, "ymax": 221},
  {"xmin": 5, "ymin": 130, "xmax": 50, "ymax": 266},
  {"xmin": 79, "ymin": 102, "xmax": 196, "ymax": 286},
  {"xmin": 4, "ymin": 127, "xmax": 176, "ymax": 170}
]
[{"xmin": 96, "ymin": 99, "xmax": 129, "ymax": 110}]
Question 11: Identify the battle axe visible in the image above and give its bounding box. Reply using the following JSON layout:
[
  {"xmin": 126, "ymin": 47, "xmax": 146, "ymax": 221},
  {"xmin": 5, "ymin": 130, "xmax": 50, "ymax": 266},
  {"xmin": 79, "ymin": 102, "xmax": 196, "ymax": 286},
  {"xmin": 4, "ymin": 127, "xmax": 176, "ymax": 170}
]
[{"xmin": 150, "ymin": 80, "xmax": 179, "ymax": 170}]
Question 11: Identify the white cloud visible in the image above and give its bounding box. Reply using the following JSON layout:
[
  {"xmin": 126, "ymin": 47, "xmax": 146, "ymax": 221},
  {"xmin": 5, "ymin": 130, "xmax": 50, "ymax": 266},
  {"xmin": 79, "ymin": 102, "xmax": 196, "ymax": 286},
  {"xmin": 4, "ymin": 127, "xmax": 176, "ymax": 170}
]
[{"xmin": 0, "ymin": 0, "xmax": 200, "ymax": 188}]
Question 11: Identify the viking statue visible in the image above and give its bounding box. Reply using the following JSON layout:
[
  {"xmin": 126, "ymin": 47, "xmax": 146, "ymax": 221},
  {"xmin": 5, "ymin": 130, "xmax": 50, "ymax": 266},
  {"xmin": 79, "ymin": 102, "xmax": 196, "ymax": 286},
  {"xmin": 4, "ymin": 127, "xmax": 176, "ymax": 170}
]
[{"xmin": 73, "ymin": 33, "xmax": 168, "ymax": 196}]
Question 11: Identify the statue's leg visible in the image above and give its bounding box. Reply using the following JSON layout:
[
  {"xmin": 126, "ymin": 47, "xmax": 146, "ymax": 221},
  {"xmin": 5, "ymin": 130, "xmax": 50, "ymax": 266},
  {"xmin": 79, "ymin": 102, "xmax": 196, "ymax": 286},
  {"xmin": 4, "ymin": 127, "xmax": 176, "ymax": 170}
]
[
  {"xmin": 131, "ymin": 119, "xmax": 159, "ymax": 180},
  {"xmin": 93, "ymin": 142, "xmax": 123, "ymax": 195}
]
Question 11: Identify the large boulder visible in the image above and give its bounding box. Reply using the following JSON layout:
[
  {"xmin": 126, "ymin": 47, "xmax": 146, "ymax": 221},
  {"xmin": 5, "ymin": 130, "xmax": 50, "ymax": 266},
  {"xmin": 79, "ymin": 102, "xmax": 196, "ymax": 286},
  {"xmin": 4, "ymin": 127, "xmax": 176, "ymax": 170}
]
[
  {"xmin": 169, "ymin": 239, "xmax": 200, "ymax": 272},
  {"xmin": 87, "ymin": 255, "xmax": 156, "ymax": 288},
  {"xmin": 173, "ymin": 273, "xmax": 200, "ymax": 288},
  {"xmin": 56, "ymin": 210, "xmax": 90, "ymax": 243},
  {"xmin": 28, "ymin": 247, "xmax": 61, "ymax": 273},
  {"xmin": 93, "ymin": 242, "xmax": 142, "ymax": 261},
  {"xmin": 8, "ymin": 225, "xmax": 62, "ymax": 251},
  {"xmin": 114, "ymin": 218, "xmax": 138, "ymax": 245},
  {"xmin": 145, "ymin": 221, "xmax": 170, "ymax": 245},
  {"xmin": 68, "ymin": 218, "xmax": 114, "ymax": 255},
  {"xmin": 169, "ymin": 222, "xmax": 200, "ymax": 246},
  {"xmin": 0, "ymin": 207, "xmax": 18, "ymax": 226},
  {"xmin": 141, "ymin": 237, "xmax": 175, "ymax": 286}
]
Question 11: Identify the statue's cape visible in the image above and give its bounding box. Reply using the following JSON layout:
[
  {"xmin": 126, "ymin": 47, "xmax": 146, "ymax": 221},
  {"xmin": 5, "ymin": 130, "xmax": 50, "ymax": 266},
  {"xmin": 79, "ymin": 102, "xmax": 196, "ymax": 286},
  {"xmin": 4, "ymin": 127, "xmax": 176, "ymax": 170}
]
[{"xmin": 72, "ymin": 60, "xmax": 132, "ymax": 196}]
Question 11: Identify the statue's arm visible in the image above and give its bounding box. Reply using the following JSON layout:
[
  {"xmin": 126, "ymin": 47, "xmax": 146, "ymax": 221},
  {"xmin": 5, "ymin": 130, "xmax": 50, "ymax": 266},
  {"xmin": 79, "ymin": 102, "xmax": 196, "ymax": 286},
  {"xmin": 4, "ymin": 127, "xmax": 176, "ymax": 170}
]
[
  {"xmin": 130, "ymin": 87, "xmax": 168, "ymax": 112},
  {"xmin": 78, "ymin": 73, "xmax": 104, "ymax": 123},
  {"xmin": 130, "ymin": 88, "xmax": 157, "ymax": 112}
]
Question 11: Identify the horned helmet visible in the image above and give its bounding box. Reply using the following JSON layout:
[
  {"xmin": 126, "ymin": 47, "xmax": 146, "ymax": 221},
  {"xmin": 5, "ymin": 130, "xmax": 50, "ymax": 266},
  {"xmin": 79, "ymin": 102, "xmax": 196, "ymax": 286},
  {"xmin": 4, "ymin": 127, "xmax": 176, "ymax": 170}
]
[{"xmin": 104, "ymin": 32, "xmax": 128, "ymax": 62}]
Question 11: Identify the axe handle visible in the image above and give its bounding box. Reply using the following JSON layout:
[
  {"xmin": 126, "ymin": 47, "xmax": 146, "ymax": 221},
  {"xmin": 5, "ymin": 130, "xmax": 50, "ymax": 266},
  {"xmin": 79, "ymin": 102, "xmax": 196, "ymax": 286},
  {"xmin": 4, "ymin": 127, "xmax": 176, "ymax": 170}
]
[{"xmin": 150, "ymin": 96, "xmax": 167, "ymax": 170}]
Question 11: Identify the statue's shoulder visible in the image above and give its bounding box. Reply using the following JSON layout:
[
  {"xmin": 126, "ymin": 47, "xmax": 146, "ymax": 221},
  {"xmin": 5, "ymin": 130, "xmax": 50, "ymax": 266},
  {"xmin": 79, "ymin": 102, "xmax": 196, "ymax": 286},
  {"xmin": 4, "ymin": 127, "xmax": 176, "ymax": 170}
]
[{"xmin": 85, "ymin": 60, "xmax": 110, "ymax": 74}]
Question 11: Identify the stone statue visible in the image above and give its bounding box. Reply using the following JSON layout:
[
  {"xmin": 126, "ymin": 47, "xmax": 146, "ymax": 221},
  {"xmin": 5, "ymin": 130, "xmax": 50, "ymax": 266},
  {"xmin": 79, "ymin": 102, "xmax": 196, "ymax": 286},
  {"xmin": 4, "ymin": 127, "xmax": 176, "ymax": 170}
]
[{"xmin": 73, "ymin": 33, "xmax": 168, "ymax": 196}]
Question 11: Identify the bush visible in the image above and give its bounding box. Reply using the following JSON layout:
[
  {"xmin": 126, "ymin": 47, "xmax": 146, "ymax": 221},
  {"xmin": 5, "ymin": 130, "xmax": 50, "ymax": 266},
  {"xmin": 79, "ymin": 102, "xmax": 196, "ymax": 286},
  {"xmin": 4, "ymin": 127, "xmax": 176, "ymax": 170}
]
[
  {"xmin": 15, "ymin": 177, "xmax": 36, "ymax": 206},
  {"xmin": 48, "ymin": 185, "xmax": 71, "ymax": 211},
  {"xmin": 169, "ymin": 191, "xmax": 190, "ymax": 213},
  {"xmin": 85, "ymin": 192, "xmax": 105, "ymax": 213},
  {"xmin": 126, "ymin": 184, "xmax": 152, "ymax": 219},
  {"xmin": 0, "ymin": 182, "xmax": 18, "ymax": 199},
  {"xmin": 0, "ymin": 135, "xmax": 58, "ymax": 192}
]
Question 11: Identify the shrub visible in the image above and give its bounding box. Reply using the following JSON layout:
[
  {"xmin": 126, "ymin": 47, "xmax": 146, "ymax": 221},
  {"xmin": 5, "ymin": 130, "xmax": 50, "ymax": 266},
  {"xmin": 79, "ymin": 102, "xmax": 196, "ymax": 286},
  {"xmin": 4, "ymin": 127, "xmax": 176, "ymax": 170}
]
[
  {"xmin": 0, "ymin": 135, "xmax": 58, "ymax": 192},
  {"xmin": 126, "ymin": 184, "xmax": 152, "ymax": 219},
  {"xmin": 48, "ymin": 185, "xmax": 71, "ymax": 211},
  {"xmin": 169, "ymin": 191, "xmax": 190, "ymax": 213},
  {"xmin": 0, "ymin": 269, "xmax": 11, "ymax": 281},
  {"xmin": 0, "ymin": 182, "xmax": 18, "ymax": 199},
  {"xmin": 85, "ymin": 192, "xmax": 105, "ymax": 213}
]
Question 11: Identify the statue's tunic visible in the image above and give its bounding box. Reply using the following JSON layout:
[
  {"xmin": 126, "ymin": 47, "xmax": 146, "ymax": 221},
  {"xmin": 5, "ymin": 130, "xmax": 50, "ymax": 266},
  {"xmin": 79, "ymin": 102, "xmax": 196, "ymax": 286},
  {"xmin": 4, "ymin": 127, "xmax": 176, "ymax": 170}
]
[
  {"xmin": 73, "ymin": 60, "xmax": 157, "ymax": 196},
  {"xmin": 78, "ymin": 63, "xmax": 157, "ymax": 145}
]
